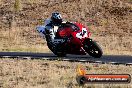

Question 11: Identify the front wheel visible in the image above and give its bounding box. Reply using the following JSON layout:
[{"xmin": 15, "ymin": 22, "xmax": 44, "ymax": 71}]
[{"xmin": 83, "ymin": 39, "xmax": 103, "ymax": 58}]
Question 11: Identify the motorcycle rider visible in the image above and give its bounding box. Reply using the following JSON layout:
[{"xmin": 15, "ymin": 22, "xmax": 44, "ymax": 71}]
[
  {"xmin": 44, "ymin": 12, "xmax": 63, "ymax": 41},
  {"xmin": 42, "ymin": 12, "xmax": 69, "ymax": 54}
]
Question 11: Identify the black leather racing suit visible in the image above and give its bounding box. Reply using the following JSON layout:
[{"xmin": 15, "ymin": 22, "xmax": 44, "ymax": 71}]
[{"xmin": 44, "ymin": 18, "xmax": 67, "ymax": 54}]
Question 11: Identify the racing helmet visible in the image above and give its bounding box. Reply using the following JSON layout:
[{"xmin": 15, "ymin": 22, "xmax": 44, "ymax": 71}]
[{"xmin": 51, "ymin": 12, "xmax": 62, "ymax": 24}]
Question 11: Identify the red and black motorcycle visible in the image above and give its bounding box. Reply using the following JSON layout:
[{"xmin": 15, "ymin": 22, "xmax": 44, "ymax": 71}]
[
  {"xmin": 51, "ymin": 22, "xmax": 102, "ymax": 58},
  {"xmin": 37, "ymin": 22, "xmax": 103, "ymax": 58}
]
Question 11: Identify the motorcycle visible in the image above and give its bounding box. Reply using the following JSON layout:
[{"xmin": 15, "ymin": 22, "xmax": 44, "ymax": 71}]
[{"xmin": 36, "ymin": 22, "xmax": 103, "ymax": 58}]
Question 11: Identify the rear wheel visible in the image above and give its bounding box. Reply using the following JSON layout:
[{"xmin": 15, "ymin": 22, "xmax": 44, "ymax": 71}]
[
  {"xmin": 47, "ymin": 42, "xmax": 67, "ymax": 57},
  {"xmin": 83, "ymin": 39, "xmax": 103, "ymax": 58}
]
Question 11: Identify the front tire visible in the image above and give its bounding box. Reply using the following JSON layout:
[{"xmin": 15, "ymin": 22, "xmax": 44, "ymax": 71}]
[{"xmin": 83, "ymin": 39, "xmax": 103, "ymax": 58}]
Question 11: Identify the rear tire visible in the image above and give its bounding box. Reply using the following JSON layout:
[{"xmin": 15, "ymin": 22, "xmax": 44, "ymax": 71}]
[
  {"xmin": 47, "ymin": 42, "xmax": 66, "ymax": 57},
  {"xmin": 83, "ymin": 39, "xmax": 103, "ymax": 58}
]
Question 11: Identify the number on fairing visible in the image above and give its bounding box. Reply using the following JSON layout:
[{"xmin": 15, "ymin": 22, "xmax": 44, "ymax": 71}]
[{"xmin": 76, "ymin": 28, "xmax": 88, "ymax": 39}]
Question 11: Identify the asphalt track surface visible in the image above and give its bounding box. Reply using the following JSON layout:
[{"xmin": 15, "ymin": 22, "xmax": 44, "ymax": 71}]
[{"xmin": 0, "ymin": 52, "xmax": 132, "ymax": 65}]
